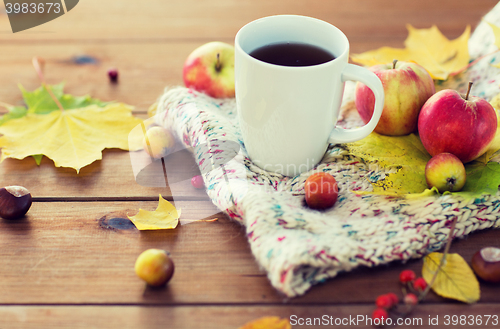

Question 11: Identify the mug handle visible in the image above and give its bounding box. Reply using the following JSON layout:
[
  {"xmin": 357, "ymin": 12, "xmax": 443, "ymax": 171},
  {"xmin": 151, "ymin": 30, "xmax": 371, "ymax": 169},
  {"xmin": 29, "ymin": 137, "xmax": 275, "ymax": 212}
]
[{"xmin": 328, "ymin": 63, "xmax": 384, "ymax": 144}]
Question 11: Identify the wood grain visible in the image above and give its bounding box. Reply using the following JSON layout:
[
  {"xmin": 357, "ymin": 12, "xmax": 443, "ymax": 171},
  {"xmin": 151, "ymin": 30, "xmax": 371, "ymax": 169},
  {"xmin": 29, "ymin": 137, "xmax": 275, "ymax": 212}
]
[
  {"xmin": 0, "ymin": 0, "xmax": 493, "ymax": 42},
  {"xmin": 0, "ymin": 148, "xmax": 212, "ymax": 199},
  {"xmin": 0, "ymin": 0, "xmax": 495, "ymax": 112},
  {"xmin": 1, "ymin": 304, "xmax": 500, "ymax": 329},
  {"xmin": 0, "ymin": 43, "xmax": 187, "ymax": 113},
  {"xmin": 0, "ymin": 201, "xmax": 267, "ymax": 304},
  {"xmin": 0, "ymin": 39, "xmax": 389, "ymax": 114},
  {"xmin": 0, "ymin": 201, "xmax": 499, "ymax": 305},
  {"xmin": 0, "ymin": 1, "xmax": 499, "ymax": 328}
]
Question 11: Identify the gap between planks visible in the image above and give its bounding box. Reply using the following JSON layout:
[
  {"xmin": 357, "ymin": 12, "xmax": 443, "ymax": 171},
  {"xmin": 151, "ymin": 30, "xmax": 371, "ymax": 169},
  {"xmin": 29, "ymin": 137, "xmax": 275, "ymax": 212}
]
[{"xmin": 31, "ymin": 196, "xmax": 208, "ymax": 202}]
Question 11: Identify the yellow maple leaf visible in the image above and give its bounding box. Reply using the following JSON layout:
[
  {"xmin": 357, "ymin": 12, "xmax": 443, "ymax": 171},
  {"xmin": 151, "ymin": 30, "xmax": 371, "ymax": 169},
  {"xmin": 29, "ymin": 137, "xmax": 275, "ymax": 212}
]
[
  {"xmin": 239, "ymin": 317, "xmax": 291, "ymax": 329},
  {"xmin": 128, "ymin": 195, "xmax": 180, "ymax": 230},
  {"xmin": 351, "ymin": 25, "xmax": 470, "ymax": 80},
  {"xmin": 345, "ymin": 133, "xmax": 431, "ymax": 196},
  {"xmin": 422, "ymin": 252, "xmax": 480, "ymax": 304},
  {"xmin": 0, "ymin": 103, "xmax": 143, "ymax": 173}
]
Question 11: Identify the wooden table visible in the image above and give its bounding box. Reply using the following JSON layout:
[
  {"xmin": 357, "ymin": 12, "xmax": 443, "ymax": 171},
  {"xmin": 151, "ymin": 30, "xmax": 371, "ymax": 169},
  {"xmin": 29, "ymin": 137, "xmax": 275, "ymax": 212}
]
[{"xmin": 1, "ymin": 1, "xmax": 499, "ymax": 328}]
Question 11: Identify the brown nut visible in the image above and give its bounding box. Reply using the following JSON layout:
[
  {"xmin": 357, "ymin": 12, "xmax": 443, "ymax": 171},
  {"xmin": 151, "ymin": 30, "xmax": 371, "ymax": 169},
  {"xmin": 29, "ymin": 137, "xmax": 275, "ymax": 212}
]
[
  {"xmin": 0, "ymin": 186, "xmax": 32, "ymax": 220},
  {"xmin": 471, "ymin": 247, "xmax": 500, "ymax": 283}
]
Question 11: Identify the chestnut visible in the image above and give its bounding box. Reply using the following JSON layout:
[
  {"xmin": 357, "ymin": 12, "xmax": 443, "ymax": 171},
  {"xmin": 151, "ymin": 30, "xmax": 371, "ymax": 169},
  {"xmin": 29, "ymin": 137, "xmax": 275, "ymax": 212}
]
[
  {"xmin": 471, "ymin": 247, "xmax": 500, "ymax": 283},
  {"xmin": 0, "ymin": 186, "xmax": 32, "ymax": 220}
]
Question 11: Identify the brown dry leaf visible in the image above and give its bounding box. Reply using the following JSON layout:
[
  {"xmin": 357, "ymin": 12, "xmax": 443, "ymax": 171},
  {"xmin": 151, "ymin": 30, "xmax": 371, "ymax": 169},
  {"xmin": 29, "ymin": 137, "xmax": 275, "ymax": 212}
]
[
  {"xmin": 422, "ymin": 252, "xmax": 480, "ymax": 304},
  {"xmin": 239, "ymin": 317, "xmax": 291, "ymax": 329},
  {"xmin": 351, "ymin": 25, "xmax": 470, "ymax": 80},
  {"xmin": 128, "ymin": 195, "xmax": 181, "ymax": 230}
]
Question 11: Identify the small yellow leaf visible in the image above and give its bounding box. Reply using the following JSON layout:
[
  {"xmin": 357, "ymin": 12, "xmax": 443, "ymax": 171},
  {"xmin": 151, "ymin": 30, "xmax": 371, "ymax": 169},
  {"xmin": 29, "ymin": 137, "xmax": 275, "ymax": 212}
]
[
  {"xmin": 239, "ymin": 316, "xmax": 291, "ymax": 329},
  {"xmin": 422, "ymin": 252, "xmax": 480, "ymax": 303},
  {"xmin": 351, "ymin": 25, "xmax": 470, "ymax": 80},
  {"xmin": 128, "ymin": 195, "xmax": 180, "ymax": 230}
]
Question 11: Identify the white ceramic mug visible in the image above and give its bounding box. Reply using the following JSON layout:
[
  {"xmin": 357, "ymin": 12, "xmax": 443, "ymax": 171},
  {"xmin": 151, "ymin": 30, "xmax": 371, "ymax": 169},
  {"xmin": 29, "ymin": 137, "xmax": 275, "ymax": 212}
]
[{"xmin": 235, "ymin": 15, "xmax": 384, "ymax": 176}]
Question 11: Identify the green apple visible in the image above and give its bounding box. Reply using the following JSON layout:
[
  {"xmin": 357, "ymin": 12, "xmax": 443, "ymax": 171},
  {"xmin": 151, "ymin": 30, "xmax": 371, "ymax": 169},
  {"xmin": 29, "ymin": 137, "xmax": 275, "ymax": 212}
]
[
  {"xmin": 355, "ymin": 60, "xmax": 435, "ymax": 136},
  {"xmin": 183, "ymin": 41, "xmax": 235, "ymax": 98},
  {"xmin": 425, "ymin": 153, "xmax": 466, "ymax": 193}
]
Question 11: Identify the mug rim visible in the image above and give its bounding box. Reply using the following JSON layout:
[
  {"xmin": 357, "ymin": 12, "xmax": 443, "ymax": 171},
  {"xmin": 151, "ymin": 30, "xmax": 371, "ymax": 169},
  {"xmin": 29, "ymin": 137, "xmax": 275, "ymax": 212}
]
[{"xmin": 235, "ymin": 14, "xmax": 350, "ymax": 70}]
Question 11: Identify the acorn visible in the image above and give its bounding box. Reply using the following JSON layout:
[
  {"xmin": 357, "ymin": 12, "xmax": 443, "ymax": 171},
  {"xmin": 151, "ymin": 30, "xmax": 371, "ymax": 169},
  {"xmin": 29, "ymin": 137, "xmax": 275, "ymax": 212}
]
[
  {"xmin": 471, "ymin": 247, "xmax": 500, "ymax": 283},
  {"xmin": 0, "ymin": 186, "xmax": 32, "ymax": 220}
]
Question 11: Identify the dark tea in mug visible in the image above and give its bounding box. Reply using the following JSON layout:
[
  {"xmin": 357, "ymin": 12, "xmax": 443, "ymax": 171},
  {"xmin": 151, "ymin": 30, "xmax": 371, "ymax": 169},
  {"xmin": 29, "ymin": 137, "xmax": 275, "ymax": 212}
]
[{"xmin": 249, "ymin": 42, "xmax": 335, "ymax": 67}]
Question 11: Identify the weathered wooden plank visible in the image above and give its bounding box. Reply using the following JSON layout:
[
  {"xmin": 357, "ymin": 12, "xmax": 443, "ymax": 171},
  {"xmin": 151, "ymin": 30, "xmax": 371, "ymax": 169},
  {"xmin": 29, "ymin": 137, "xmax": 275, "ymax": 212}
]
[
  {"xmin": 1, "ymin": 304, "xmax": 500, "ymax": 329},
  {"xmin": 0, "ymin": 0, "xmax": 499, "ymax": 320},
  {"xmin": 0, "ymin": 0, "xmax": 492, "ymax": 42},
  {"xmin": 0, "ymin": 201, "xmax": 499, "ymax": 305},
  {"xmin": 0, "ymin": 0, "xmax": 492, "ymax": 113},
  {"xmin": 0, "ymin": 201, "xmax": 270, "ymax": 304},
  {"xmin": 0, "ymin": 147, "xmax": 210, "ymax": 199},
  {"xmin": 0, "ymin": 37, "xmax": 453, "ymax": 115},
  {"xmin": 0, "ymin": 43, "xmax": 188, "ymax": 113}
]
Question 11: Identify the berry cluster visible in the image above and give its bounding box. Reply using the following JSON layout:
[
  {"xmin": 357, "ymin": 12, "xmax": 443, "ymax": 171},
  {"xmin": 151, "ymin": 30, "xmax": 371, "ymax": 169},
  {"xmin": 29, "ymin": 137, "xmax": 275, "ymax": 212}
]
[{"xmin": 371, "ymin": 269, "xmax": 428, "ymax": 326}]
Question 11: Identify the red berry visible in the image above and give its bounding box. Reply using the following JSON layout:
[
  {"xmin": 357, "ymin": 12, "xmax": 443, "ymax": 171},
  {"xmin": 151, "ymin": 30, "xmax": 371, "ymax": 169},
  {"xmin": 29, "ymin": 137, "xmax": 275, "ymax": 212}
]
[
  {"xmin": 413, "ymin": 277, "xmax": 427, "ymax": 291},
  {"xmin": 108, "ymin": 68, "xmax": 119, "ymax": 83},
  {"xmin": 404, "ymin": 293, "xmax": 419, "ymax": 305},
  {"xmin": 375, "ymin": 294, "xmax": 393, "ymax": 309},
  {"xmin": 304, "ymin": 172, "xmax": 339, "ymax": 209},
  {"xmin": 399, "ymin": 269, "xmax": 416, "ymax": 284},
  {"xmin": 386, "ymin": 292, "xmax": 399, "ymax": 306},
  {"xmin": 191, "ymin": 175, "xmax": 204, "ymax": 189},
  {"xmin": 372, "ymin": 308, "xmax": 388, "ymax": 323}
]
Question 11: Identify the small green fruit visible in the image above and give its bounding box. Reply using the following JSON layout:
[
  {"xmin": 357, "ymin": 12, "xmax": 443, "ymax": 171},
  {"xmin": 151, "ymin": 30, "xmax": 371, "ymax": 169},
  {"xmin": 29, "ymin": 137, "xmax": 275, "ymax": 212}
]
[{"xmin": 425, "ymin": 153, "xmax": 466, "ymax": 193}]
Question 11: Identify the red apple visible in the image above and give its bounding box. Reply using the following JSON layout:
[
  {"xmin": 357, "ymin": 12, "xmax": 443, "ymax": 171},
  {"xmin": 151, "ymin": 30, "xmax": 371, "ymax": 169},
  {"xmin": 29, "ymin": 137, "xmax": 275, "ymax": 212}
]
[
  {"xmin": 355, "ymin": 60, "xmax": 435, "ymax": 136},
  {"xmin": 425, "ymin": 153, "xmax": 466, "ymax": 193},
  {"xmin": 183, "ymin": 41, "xmax": 235, "ymax": 98},
  {"xmin": 418, "ymin": 82, "xmax": 497, "ymax": 163}
]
